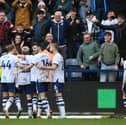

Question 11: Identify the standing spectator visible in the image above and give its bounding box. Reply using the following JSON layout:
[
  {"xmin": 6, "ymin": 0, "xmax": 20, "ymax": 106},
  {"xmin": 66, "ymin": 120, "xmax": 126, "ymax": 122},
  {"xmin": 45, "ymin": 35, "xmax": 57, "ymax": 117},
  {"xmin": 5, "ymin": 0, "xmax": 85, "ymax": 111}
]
[
  {"xmin": 12, "ymin": 34, "xmax": 24, "ymax": 54},
  {"xmin": 91, "ymin": 0, "xmax": 109, "ymax": 21},
  {"xmin": 108, "ymin": 0, "xmax": 126, "ymax": 17},
  {"xmin": 42, "ymin": 32, "xmax": 54, "ymax": 50},
  {"xmin": 12, "ymin": 0, "xmax": 32, "ymax": 29},
  {"xmin": 99, "ymin": 32, "xmax": 120, "ymax": 82},
  {"xmin": 5, "ymin": 0, "xmax": 16, "ymax": 23},
  {"xmin": 0, "ymin": 0, "xmax": 10, "ymax": 14},
  {"xmin": 33, "ymin": 10, "xmax": 48, "ymax": 44},
  {"xmin": 48, "ymin": 11, "xmax": 68, "ymax": 58},
  {"xmin": 0, "ymin": 10, "xmax": 12, "ymax": 55},
  {"xmin": 53, "ymin": 0, "xmax": 72, "ymax": 16},
  {"xmin": 96, "ymin": 14, "xmax": 126, "ymax": 60},
  {"xmin": 66, "ymin": 8, "xmax": 83, "ymax": 58},
  {"xmin": 83, "ymin": 10, "xmax": 100, "ymax": 41},
  {"xmin": 44, "ymin": 0, "xmax": 56, "ymax": 15},
  {"xmin": 77, "ymin": 33, "xmax": 100, "ymax": 80},
  {"xmin": 101, "ymin": 10, "xmax": 118, "ymax": 42},
  {"xmin": 11, "ymin": 23, "xmax": 32, "ymax": 47},
  {"xmin": 79, "ymin": 0, "xmax": 88, "ymax": 23}
]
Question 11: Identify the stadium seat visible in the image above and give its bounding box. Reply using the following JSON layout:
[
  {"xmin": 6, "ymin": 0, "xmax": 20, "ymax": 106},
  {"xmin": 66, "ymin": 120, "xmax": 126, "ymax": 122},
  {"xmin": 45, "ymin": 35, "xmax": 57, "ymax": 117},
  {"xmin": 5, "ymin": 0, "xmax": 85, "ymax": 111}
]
[{"xmin": 65, "ymin": 58, "xmax": 82, "ymax": 80}]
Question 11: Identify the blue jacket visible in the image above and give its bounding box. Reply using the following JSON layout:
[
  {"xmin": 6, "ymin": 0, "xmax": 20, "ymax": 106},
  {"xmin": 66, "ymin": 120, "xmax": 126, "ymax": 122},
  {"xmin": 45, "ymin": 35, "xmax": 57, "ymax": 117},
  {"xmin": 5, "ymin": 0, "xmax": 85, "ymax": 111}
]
[
  {"xmin": 33, "ymin": 18, "xmax": 48, "ymax": 43},
  {"xmin": 50, "ymin": 18, "xmax": 68, "ymax": 45}
]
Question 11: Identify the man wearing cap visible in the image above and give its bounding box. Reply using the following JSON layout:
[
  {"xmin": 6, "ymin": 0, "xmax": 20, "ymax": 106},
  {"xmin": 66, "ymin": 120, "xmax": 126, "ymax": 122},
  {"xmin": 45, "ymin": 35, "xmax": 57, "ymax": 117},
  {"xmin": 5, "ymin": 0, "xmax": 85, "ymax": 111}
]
[
  {"xmin": 98, "ymin": 32, "xmax": 120, "ymax": 82},
  {"xmin": 83, "ymin": 10, "xmax": 100, "ymax": 41}
]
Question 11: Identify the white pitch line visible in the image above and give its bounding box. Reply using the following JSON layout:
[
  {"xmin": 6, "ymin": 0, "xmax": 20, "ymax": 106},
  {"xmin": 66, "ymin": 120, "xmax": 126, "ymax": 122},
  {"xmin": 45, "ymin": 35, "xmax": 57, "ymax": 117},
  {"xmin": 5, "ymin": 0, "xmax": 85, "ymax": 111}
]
[{"xmin": 0, "ymin": 115, "xmax": 106, "ymax": 119}]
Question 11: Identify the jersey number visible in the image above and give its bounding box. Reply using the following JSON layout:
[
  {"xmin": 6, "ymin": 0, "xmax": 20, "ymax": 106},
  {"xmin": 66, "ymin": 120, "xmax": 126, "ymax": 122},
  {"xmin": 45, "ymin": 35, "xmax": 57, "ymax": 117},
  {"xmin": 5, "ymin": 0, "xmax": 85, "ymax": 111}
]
[
  {"xmin": 41, "ymin": 59, "xmax": 49, "ymax": 66},
  {"xmin": 2, "ymin": 60, "xmax": 11, "ymax": 69}
]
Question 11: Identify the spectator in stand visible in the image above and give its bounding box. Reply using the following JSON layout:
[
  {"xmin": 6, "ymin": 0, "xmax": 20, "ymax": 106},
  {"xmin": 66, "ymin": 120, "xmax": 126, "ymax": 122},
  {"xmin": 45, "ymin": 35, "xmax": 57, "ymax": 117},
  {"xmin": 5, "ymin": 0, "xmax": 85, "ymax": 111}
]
[
  {"xmin": 44, "ymin": 0, "xmax": 56, "ymax": 15},
  {"xmin": 83, "ymin": 10, "xmax": 100, "ymax": 41},
  {"xmin": 108, "ymin": 0, "xmax": 126, "ymax": 17},
  {"xmin": 79, "ymin": 0, "xmax": 88, "ymax": 23},
  {"xmin": 11, "ymin": 23, "xmax": 32, "ymax": 47},
  {"xmin": 12, "ymin": 0, "xmax": 32, "ymax": 30},
  {"xmin": 37, "ymin": 0, "xmax": 47, "ymax": 12},
  {"xmin": 0, "ymin": 10, "xmax": 12, "ymax": 55},
  {"xmin": 53, "ymin": 0, "xmax": 72, "ymax": 16},
  {"xmin": 77, "ymin": 33, "xmax": 100, "ymax": 80},
  {"xmin": 0, "ymin": 0, "xmax": 10, "ymax": 14},
  {"xmin": 95, "ymin": 14, "xmax": 126, "ymax": 61},
  {"xmin": 33, "ymin": 10, "xmax": 48, "ymax": 44},
  {"xmin": 12, "ymin": 34, "xmax": 24, "ymax": 54},
  {"xmin": 98, "ymin": 32, "xmax": 120, "ymax": 82},
  {"xmin": 42, "ymin": 33, "xmax": 54, "ymax": 50},
  {"xmin": 5, "ymin": 0, "xmax": 15, "ymax": 23},
  {"xmin": 91, "ymin": 0, "xmax": 109, "ymax": 21},
  {"xmin": 66, "ymin": 8, "xmax": 83, "ymax": 58},
  {"xmin": 101, "ymin": 10, "xmax": 118, "ymax": 42},
  {"xmin": 48, "ymin": 11, "xmax": 68, "ymax": 58}
]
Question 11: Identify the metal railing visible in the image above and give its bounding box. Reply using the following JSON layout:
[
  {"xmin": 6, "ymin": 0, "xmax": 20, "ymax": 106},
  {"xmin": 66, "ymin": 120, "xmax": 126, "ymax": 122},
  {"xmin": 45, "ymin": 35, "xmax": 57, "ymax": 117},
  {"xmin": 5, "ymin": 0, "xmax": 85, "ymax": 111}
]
[{"xmin": 65, "ymin": 68, "xmax": 124, "ymax": 81}]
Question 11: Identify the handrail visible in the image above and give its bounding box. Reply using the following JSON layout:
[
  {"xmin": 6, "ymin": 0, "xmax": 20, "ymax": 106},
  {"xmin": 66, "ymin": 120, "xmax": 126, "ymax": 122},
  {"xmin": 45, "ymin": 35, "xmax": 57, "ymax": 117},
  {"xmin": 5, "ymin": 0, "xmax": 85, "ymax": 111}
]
[{"xmin": 64, "ymin": 68, "xmax": 124, "ymax": 80}]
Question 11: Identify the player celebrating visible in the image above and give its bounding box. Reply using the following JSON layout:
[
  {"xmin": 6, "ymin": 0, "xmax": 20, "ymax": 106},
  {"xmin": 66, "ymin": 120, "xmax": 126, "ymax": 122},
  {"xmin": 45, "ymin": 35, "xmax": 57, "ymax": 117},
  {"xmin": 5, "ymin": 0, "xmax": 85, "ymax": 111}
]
[
  {"xmin": 32, "ymin": 43, "xmax": 51, "ymax": 118},
  {"xmin": 122, "ymin": 60, "xmax": 126, "ymax": 108},
  {"xmin": 0, "ymin": 44, "xmax": 25, "ymax": 118},
  {"xmin": 37, "ymin": 43, "xmax": 66, "ymax": 118},
  {"xmin": 16, "ymin": 46, "xmax": 33, "ymax": 118}
]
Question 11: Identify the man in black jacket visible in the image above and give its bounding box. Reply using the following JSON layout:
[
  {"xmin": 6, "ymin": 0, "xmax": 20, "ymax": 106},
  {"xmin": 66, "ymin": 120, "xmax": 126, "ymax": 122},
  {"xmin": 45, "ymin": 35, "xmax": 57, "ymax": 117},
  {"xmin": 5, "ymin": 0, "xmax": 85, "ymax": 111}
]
[{"xmin": 96, "ymin": 14, "xmax": 126, "ymax": 60}]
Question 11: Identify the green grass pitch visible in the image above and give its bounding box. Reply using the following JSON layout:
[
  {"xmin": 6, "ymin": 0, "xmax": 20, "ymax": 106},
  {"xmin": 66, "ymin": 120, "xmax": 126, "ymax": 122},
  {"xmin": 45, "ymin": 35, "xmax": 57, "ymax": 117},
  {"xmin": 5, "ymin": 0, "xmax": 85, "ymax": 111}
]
[{"xmin": 0, "ymin": 119, "xmax": 126, "ymax": 125}]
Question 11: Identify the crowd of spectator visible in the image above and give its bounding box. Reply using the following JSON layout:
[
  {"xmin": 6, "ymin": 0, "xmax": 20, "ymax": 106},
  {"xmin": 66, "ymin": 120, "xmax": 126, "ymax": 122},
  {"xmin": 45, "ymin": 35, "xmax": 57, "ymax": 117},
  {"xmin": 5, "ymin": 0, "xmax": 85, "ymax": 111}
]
[{"xmin": 0, "ymin": 0, "xmax": 126, "ymax": 82}]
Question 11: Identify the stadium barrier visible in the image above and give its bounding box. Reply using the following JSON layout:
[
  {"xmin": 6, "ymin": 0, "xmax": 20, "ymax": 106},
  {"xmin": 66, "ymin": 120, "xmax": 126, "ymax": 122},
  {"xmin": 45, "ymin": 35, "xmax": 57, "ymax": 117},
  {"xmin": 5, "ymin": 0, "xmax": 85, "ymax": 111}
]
[{"xmin": 0, "ymin": 69, "xmax": 125, "ymax": 114}]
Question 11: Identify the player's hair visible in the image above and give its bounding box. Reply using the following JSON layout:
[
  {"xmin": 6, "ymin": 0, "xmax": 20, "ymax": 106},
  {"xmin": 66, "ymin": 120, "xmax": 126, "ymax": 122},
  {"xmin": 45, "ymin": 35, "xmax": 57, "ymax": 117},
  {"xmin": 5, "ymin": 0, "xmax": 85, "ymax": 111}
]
[
  {"xmin": 21, "ymin": 46, "xmax": 30, "ymax": 54},
  {"xmin": 50, "ymin": 43, "xmax": 59, "ymax": 50},
  {"xmin": 31, "ymin": 42, "xmax": 41, "ymax": 47},
  {"xmin": 5, "ymin": 44, "xmax": 15, "ymax": 52}
]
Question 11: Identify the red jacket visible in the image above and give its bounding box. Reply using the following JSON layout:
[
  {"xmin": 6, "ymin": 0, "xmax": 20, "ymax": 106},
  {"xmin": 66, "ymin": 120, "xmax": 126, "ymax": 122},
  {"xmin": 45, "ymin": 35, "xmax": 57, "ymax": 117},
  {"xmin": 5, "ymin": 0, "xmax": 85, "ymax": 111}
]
[{"xmin": 0, "ymin": 20, "xmax": 11, "ymax": 43}]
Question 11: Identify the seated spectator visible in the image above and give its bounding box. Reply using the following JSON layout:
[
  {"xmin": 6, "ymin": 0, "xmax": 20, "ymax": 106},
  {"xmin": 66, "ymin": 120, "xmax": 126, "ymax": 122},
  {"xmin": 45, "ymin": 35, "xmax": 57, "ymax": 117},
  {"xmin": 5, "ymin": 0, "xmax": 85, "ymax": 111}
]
[
  {"xmin": 98, "ymin": 32, "xmax": 120, "ymax": 82},
  {"xmin": 77, "ymin": 33, "xmax": 100, "ymax": 80}
]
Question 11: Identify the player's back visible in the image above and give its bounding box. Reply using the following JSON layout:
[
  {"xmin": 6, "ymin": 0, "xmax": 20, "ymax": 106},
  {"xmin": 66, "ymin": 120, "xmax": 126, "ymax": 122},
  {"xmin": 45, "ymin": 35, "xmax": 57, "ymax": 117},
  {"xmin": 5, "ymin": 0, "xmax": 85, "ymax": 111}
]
[{"xmin": 0, "ymin": 54, "xmax": 18, "ymax": 83}]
